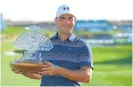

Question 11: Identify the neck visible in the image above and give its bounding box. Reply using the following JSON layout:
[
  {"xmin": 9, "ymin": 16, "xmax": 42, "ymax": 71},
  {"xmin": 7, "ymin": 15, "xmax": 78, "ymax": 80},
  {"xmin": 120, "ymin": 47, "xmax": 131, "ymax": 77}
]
[{"xmin": 58, "ymin": 31, "xmax": 71, "ymax": 41}]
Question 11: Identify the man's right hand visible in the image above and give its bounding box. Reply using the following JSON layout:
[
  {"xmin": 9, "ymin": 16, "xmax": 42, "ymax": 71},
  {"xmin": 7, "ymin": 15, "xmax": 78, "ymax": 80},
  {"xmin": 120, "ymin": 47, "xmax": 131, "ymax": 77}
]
[
  {"xmin": 11, "ymin": 69, "xmax": 42, "ymax": 80},
  {"xmin": 12, "ymin": 68, "xmax": 22, "ymax": 74},
  {"xmin": 21, "ymin": 72, "xmax": 42, "ymax": 80}
]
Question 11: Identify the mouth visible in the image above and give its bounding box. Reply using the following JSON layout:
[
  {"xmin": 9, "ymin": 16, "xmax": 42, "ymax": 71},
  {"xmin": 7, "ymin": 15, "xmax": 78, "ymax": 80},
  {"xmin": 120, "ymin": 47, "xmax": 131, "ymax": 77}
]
[
  {"xmin": 62, "ymin": 26, "xmax": 72, "ymax": 29},
  {"xmin": 67, "ymin": 25, "xmax": 73, "ymax": 28},
  {"xmin": 69, "ymin": 25, "xmax": 72, "ymax": 27}
]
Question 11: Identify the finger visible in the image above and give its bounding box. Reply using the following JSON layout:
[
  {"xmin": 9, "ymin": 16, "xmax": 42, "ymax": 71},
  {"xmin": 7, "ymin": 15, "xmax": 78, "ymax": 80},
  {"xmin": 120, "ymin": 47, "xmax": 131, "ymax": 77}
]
[
  {"xmin": 39, "ymin": 71, "xmax": 52, "ymax": 75},
  {"xmin": 41, "ymin": 64, "xmax": 50, "ymax": 68},
  {"xmin": 41, "ymin": 67, "xmax": 51, "ymax": 71},
  {"xmin": 14, "ymin": 70, "xmax": 20, "ymax": 74},
  {"xmin": 39, "ymin": 70, "xmax": 52, "ymax": 74},
  {"xmin": 19, "ymin": 71, "xmax": 26, "ymax": 74},
  {"xmin": 45, "ymin": 61, "xmax": 53, "ymax": 66}
]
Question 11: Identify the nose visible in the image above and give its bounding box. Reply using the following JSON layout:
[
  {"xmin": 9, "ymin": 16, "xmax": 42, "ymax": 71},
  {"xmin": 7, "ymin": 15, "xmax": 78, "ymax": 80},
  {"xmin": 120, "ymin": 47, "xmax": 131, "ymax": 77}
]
[
  {"xmin": 67, "ymin": 20, "xmax": 70, "ymax": 24},
  {"xmin": 65, "ymin": 19, "xmax": 71, "ymax": 24}
]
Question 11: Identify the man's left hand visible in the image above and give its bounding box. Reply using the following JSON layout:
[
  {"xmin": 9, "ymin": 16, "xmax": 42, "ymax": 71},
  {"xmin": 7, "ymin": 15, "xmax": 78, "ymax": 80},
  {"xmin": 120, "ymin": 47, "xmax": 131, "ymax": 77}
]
[{"xmin": 39, "ymin": 61, "xmax": 60, "ymax": 76}]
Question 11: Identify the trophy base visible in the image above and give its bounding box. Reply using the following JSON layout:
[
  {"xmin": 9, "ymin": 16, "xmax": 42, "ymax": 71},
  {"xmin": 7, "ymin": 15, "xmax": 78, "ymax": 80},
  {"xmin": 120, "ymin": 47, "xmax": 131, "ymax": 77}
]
[{"xmin": 10, "ymin": 62, "xmax": 45, "ymax": 73}]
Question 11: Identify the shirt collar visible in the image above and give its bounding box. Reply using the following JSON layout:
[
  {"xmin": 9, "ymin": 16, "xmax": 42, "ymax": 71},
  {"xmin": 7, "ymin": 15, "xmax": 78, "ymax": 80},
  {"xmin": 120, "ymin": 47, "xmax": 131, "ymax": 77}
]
[{"xmin": 52, "ymin": 32, "xmax": 75, "ymax": 42}]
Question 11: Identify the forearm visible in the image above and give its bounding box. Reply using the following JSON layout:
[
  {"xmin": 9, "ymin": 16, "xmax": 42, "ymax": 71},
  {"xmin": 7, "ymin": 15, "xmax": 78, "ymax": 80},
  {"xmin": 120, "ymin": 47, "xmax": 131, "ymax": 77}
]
[{"xmin": 57, "ymin": 67, "xmax": 90, "ymax": 82}]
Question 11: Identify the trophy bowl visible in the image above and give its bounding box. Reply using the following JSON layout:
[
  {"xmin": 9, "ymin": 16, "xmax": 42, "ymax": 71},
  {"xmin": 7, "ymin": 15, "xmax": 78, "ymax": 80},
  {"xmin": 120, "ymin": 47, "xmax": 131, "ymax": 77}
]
[
  {"xmin": 10, "ymin": 25, "xmax": 53, "ymax": 73},
  {"xmin": 10, "ymin": 57, "xmax": 47, "ymax": 73},
  {"xmin": 10, "ymin": 62, "xmax": 47, "ymax": 73}
]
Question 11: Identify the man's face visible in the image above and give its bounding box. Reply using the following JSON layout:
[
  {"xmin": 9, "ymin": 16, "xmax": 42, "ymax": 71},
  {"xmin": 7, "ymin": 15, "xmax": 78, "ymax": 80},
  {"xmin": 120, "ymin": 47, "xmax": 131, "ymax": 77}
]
[{"xmin": 55, "ymin": 14, "xmax": 76, "ymax": 34}]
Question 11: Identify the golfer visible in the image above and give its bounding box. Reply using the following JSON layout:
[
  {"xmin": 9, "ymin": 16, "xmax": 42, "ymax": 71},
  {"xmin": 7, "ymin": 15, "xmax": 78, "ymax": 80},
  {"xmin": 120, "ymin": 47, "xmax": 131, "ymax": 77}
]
[{"xmin": 13, "ymin": 4, "xmax": 93, "ymax": 86}]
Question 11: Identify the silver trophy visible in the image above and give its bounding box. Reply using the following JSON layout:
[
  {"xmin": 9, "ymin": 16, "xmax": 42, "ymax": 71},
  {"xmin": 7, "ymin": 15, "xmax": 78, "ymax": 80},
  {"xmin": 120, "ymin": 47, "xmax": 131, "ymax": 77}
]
[{"xmin": 10, "ymin": 25, "xmax": 53, "ymax": 73}]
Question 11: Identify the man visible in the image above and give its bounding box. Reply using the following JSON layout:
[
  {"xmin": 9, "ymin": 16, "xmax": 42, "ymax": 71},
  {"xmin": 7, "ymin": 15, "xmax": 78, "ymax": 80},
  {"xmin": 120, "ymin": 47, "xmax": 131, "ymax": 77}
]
[{"xmin": 12, "ymin": 5, "xmax": 93, "ymax": 86}]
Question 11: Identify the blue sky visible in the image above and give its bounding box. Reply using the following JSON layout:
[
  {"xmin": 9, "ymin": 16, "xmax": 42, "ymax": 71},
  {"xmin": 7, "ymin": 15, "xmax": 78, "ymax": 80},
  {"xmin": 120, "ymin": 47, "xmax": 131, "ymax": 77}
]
[{"xmin": 0, "ymin": 0, "xmax": 132, "ymax": 21}]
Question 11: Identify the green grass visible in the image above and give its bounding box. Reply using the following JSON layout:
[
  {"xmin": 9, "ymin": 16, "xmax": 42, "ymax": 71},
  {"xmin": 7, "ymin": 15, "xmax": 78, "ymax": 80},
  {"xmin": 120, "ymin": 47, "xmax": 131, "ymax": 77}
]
[
  {"xmin": 83, "ymin": 64, "xmax": 132, "ymax": 86},
  {"xmin": 1, "ymin": 27, "xmax": 132, "ymax": 86},
  {"xmin": 1, "ymin": 27, "xmax": 56, "ymax": 38},
  {"xmin": 92, "ymin": 46, "xmax": 132, "ymax": 63},
  {"xmin": 1, "ymin": 27, "xmax": 26, "ymax": 36}
]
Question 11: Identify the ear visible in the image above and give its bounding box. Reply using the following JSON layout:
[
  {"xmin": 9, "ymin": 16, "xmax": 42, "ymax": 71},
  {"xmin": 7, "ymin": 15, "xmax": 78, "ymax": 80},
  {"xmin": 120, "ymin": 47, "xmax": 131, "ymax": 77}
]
[
  {"xmin": 54, "ymin": 17, "xmax": 58, "ymax": 24},
  {"xmin": 74, "ymin": 17, "xmax": 77, "ymax": 22}
]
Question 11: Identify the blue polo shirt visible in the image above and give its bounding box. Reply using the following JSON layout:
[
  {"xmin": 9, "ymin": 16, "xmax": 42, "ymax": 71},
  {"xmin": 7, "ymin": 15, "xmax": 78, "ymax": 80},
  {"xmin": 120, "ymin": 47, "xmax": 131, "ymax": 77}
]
[{"xmin": 35, "ymin": 33, "xmax": 93, "ymax": 86}]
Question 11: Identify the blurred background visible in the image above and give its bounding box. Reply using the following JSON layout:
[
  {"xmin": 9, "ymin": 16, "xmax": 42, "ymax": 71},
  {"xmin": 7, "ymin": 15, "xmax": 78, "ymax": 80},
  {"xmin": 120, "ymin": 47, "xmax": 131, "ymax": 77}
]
[{"xmin": 0, "ymin": 0, "xmax": 132, "ymax": 86}]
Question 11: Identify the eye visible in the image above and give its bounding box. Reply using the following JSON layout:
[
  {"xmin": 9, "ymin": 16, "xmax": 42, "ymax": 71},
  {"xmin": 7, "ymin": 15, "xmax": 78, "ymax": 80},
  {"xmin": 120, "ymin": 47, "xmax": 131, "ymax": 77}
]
[
  {"xmin": 60, "ymin": 17, "xmax": 65, "ymax": 20},
  {"xmin": 68, "ymin": 17, "xmax": 73, "ymax": 20}
]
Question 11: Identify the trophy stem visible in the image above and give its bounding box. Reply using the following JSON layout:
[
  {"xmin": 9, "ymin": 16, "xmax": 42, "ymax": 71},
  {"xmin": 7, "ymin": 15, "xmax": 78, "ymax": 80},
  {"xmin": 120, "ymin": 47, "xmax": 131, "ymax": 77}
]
[{"xmin": 23, "ymin": 51, "xmax": 33, "ymax": 59}]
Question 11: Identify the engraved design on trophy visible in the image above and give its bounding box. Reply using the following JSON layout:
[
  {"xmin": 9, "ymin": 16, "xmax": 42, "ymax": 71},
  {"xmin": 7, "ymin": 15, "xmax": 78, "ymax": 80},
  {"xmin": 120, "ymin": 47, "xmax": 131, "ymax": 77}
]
[{"xmin": 10, "ymin": 25, "xmax": 53, "ymax": 73}]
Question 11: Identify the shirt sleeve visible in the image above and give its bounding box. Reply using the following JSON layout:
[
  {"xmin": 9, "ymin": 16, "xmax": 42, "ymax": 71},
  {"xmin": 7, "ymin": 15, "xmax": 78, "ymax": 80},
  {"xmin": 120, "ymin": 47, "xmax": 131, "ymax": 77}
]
[{"xmin": 78, "ymin": 42, "xmax": 93, "ymax": 69}]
